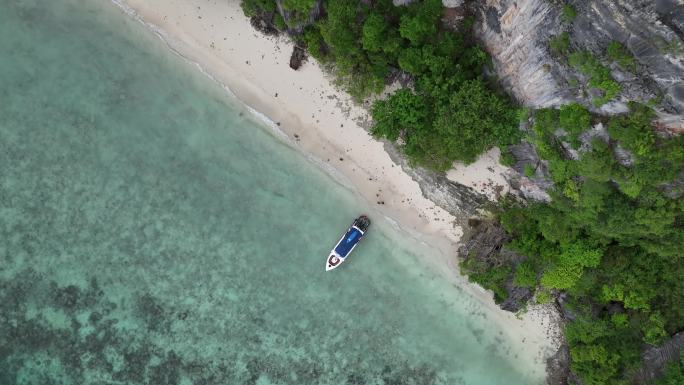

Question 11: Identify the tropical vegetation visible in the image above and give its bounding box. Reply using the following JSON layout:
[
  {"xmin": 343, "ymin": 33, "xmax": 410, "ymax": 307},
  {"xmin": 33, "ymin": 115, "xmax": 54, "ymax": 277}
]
[{"xmin": 240, "ymin": 1, "xmax": 684, "ymax": 383}]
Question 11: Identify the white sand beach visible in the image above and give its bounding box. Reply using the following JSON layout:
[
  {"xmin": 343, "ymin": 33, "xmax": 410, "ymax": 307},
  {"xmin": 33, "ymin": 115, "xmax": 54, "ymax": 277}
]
[{"xmin": 110, "ymin": 0, "xmax": 560, "ymax": 376}]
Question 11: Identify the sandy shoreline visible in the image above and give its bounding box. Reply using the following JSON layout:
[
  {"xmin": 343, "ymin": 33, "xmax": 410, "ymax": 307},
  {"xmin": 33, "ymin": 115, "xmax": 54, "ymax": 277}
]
[{"xmin": 109, "ymin": 0, "xmax": 560, "ymax": 378}]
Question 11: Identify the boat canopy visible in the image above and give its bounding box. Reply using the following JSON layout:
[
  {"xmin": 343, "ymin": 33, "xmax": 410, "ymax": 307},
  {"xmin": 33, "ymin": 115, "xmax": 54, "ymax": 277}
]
[{"xmin": 334, "ymin": 227, "xmax": 363, "ymax": 258}]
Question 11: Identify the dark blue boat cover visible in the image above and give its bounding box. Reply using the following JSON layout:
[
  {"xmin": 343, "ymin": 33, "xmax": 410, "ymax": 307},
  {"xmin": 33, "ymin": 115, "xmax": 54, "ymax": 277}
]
[{"xmin": 334, "ymin": 227, "xmax": 362, "ymax": 258}]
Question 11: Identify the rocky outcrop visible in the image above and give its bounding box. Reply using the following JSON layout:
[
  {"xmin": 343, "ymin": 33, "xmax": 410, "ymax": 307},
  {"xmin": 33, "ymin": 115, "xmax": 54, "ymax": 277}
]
[
  {"xmin": 474, "ymin": 0, "xmax": 684, "ymax": 130},
  {"xmin": 393, "ymin": 0, "xmax": 464, "ymax": 8},
  {"xmin": 457, "ymin": 220, "xmax": 533, "ymax": 312},
  {"xmin": 384, "ymin": 143, "xmax": 488, "ymax": 223},
  {"xmin": 249, "ymin": 14, "xmax": 279, "ymax": 36},
  {"xmin": 504, "ymin": 141, "xmax": 553, "ymax": 202},
  {"xmin": 289, "ymin": 45, "xmax": 307, "ymax": 70},
  {"xmin": 545, "ymin": 343, "xmax": 571, "ymax": 385},
  {"xmin": 634, "ymin": 331, "xmax": 684, "ymax": 384}
]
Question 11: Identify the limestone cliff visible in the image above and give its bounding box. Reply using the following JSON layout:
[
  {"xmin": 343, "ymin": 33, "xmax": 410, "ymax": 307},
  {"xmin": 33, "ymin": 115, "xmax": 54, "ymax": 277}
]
[{"xmin": 474, "ymin": 0, "xmax": 684, "ymax": 131}]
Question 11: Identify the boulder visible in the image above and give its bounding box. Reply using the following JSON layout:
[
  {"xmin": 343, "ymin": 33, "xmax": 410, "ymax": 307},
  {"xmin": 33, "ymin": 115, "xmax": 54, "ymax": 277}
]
[{"xmin": 289, "ymin": 45, "xmax": 307, "ymax": 70}]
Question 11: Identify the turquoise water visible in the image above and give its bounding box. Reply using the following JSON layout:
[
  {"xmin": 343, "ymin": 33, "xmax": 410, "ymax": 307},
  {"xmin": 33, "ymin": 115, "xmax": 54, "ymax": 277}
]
[{"xmin": 0, "ymin": 1, "xmax": 543, "ymax": 384}]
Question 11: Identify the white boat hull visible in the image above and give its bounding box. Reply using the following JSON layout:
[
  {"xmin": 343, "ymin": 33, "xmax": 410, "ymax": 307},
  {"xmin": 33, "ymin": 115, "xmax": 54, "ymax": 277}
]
[
  {"xmin": 325, "ymin": 253, "xmax": 345, "ymax": 271},
  {"xmin": 325, "ymin": 216, "xmax": 370, "ymax": 271},
  {"xmin": 325, "ymin": 224, "xmax": 364, "ymax": 271}
]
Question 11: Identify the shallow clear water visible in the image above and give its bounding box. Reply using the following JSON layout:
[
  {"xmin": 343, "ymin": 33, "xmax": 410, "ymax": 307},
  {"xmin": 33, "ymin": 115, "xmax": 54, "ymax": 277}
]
[{"xmin": 0, "ymin": 1, "xmax": 542, "ymax": 384}]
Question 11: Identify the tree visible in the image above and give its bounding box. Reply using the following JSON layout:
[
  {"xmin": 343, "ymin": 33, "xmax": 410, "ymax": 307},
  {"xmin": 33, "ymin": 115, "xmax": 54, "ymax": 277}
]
[
  {"xmin": 427, "ymin": 79, "xmax": 519, "ymax": 167},
  {"xmin": 282, "ymin": 0, "xmax": 315, "ymax": 14},
  {"xmin": 657, "ymin": 353, "xmax": 684, "ymax": 385},
  {"xmin": 302, "ymin": 26, "xmax": 327, "ymax": 61},
  {"xmin": 361, "ymin": 13, "xmax": 388, "ymax": 53},
  {"xmin": 397, "ymin": 47, "xmax": 427, "ymax": 75},
  {"xmin": 577, "ymin": 139, "xmax": 616, "ymax": 183},
  {"xmin": 559, "ymin": 102, "xmax": 590, "ymax": 136},
  {"xmin": 371, "ymin": 89, "xmax": 429, "ymax": 141},
  {"xmin": 240, "ymin": 0, "xmax": 276, "ymax": 17},
  {"xmin": 399, "ymin": 0, "xmax": 442, "ymax": 46},
  {"xmin": 607, "ymin": 103, "xmax": 655, "ymax": 157},
  {"xmin": 642, "ymin": 312, "xmax": 667, "ymax": 345}
]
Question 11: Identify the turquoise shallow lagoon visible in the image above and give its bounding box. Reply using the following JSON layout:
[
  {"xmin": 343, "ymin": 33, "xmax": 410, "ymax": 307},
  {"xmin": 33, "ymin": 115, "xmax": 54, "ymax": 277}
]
[{"xmin": 0, "ymin": 1, "xmax": 543, "ymax": 384}]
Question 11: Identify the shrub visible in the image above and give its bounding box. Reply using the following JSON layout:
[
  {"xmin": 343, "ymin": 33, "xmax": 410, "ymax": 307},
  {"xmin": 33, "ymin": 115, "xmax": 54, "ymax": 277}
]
[
  {"xmin": 607, "ymin": 103, "xmax": 655, "ymax": 157},
  {"xmin": 642, "ymin": 312, "xmax": 668, "ymax": 345},
  {"xmin": 561, "ymin": 4, "xmax": 577, "ymax": 23},
  {"xmin": 301, "ymin": 26, "xmax": 327, "ymax": 61},
  {"xmin": 514, "ymin": 260, "xmax": 537, "ymax": 288},
  {"xmin": 273, "ymin": 13, "xmax": 286, "ymax": 31},
  {"xmin": 499, "ymin": 148, "xmax": 516, "ymax": 167},
  {"xmin": 657, "ymin": 353, "xmax": 684, "ymax": 385},
  {"xmin": 318, "ymin": 0, "xmax": 388, "ymax": 99},
  {"xmin": 425, "ymin": 79, "xmax": 520, "ymax": 168},
  {"xmin": 240, "ymin": 0, "xmax": 276, "ymax": 17},
  {"xmin": 606, "ymin": 41, "xmax": 636, "ymax": 72},
  {"xmin": 549, "ymin": 32, "xmax": 570, "ymax": 56},
  {"xmin": 371, "ymin": 89, "xmax": 429, "ymax": 142},
  {"xmin": 568, "ymin": 51, "xmax": 621, "ymax": 106},
  {"xmin": 524, "ymin": 164, "xmax": 536, "ymax": 178},
  {"xmin": 399, "ymin": 0, "xmax": 443, "ymax": 46},
  {"xmin": 535, "ymin": 289, "xmax": 553, "ymax": 304},
  {"xmin": 460, "ymin": 258, "xmax": 512, "ymax": 303},
  {"xmin": 361, "ymin": 13, "xmax": 389, "ymax": 53},
  {"xmin": 559, "ymin": 103, "xmax": 591, "ymax": 136},
  {"xmin": 282, "ymin": 0, "xmax": 315, "ymax": 14}
]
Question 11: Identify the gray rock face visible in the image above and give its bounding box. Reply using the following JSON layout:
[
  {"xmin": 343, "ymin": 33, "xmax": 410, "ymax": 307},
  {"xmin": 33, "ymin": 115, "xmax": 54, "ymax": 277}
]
[
  {"xmin": 633, "ymin": 331, "xmax": 684, "ymax": 384},
  {"xmin": 384, "ymin": 143, "xmax": 488, "ymax": 223},
  {"xmin": 393, "ymin": 0, "xmax": 464, "ymax": 9},
  {"xmin": 474, "ymin": 0, "xmax": 684, "ymax": 130},
  {"xmin": 545, "ymin": 343, "xmax": 571, "ymax": 385},
  {"xmin": 475, "ymin": 0, "xmax": 568, "ymax": 107},
  {"xmin": 442, "ymin": 0, "xmax": 464, "ymax": 8},
  {"xmin": 505, "ymin": 142, "xmax": 553, "ymax": 202}
]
